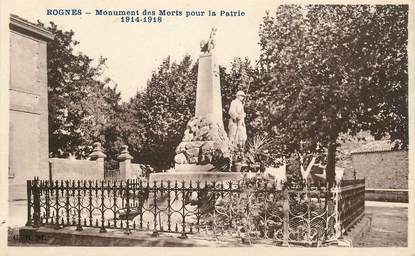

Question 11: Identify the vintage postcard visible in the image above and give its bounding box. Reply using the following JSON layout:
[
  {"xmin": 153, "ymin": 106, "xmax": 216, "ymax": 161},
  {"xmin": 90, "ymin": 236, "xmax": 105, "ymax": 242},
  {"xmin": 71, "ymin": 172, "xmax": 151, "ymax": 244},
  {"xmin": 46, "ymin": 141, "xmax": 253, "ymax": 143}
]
[{"xmin": 0, "ymin": 0, "xmax": 413, "ymax": 255}]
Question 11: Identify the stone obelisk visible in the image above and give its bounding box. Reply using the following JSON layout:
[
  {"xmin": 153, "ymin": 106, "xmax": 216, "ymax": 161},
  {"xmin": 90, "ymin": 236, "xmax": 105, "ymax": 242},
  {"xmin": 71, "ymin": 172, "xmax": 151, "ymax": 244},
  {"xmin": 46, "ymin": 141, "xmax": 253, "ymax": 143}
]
[
  {"xmin": 173, "ymin": 28, "xmax": 230, "ymax": 172},
  {"xmin": 195, "ymin": 49, "xmax": 223, "ymax": 124}
]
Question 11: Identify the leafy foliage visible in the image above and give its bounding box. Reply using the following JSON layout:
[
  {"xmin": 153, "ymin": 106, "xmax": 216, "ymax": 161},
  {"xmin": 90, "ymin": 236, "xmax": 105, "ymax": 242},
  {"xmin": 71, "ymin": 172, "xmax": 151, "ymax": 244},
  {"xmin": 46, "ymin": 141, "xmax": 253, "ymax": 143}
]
[
  {"xmin": 244, "ymin": 135, "xmax": 283, "ymax": 170},
  {"xmin": 258, "ymin": 5, "xmax": 408, "ymax": 185},
  {"xmin": 198, "ymin": 175, "xmax": 283, "ymax": 240},
  {"xmin": 45, "ymin": 22, "xmax": 123, "ymax": 163},
  {"xmin": 124, "ymin": 56, "xmax": 197, "ymax": 170}
]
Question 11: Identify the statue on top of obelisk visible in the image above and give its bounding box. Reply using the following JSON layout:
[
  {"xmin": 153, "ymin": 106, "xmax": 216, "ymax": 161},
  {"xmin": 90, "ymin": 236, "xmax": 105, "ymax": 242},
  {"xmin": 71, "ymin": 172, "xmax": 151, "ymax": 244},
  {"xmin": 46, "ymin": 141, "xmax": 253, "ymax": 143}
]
[{"xmin": 200, "ymin": 27, "xmax": 217, "ymax": 53}]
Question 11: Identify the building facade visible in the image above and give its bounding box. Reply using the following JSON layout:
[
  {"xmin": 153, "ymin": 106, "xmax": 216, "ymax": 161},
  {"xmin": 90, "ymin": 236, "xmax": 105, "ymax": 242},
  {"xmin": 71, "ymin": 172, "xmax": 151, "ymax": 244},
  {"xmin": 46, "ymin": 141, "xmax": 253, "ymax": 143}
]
[{"xmin": 9, "ymin": 15, "xmax": 53, "ymax": 200}]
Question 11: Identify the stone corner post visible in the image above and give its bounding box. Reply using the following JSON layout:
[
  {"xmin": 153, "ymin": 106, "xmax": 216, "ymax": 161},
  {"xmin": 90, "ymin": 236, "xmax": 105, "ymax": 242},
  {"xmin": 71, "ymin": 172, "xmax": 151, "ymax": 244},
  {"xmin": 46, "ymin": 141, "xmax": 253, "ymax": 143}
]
[
  {"xmin": 118, "ymin": 145, "xmax": 133, "ymax": 180},
  {"xmin": 89, "ymin": 142, "xmax": 106, "ymax": 180}
]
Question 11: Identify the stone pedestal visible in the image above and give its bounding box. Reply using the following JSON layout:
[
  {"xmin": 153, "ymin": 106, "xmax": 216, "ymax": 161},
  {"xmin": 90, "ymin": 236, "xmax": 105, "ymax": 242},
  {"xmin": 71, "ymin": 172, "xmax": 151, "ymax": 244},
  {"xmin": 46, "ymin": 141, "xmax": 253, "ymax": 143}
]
[
  {"xmin": 174, "ymin": 164, "xmax": 215, "ymax": 172},
  {"xmin": 149, "ymin": 172, "xmax": 243, "ymax": 187},
  {"xmin": 174, "ymin": 116, "xmax": 230, "ymax": 170}
]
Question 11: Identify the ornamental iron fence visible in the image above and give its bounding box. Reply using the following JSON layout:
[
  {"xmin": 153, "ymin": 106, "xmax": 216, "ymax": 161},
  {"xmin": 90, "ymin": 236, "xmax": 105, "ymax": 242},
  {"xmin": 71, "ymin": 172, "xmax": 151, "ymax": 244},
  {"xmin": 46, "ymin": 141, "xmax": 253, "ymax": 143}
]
[
  {"xmin": 25, "ymin": 177, "xmax": 365, "ymax": 246},
  {"xmin": 337, "ymin": 179, "xmax": 365, "ymax": 234}
]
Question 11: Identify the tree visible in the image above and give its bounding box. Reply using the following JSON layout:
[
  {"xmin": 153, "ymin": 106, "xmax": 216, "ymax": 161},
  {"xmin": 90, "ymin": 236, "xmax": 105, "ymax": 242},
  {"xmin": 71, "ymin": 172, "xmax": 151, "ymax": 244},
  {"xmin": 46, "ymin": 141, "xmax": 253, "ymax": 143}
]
[
  {"xmin": 77, "ymin": 80, "xmax": 124, "ymax": 168},
  {"xmin": 258, "ymin": 5, "xmax": 408, "ymax": 186},
  {"xmin": 44, "ymin": 22, "xmax": 123, "ymax": 160},
  {"xmin": 124, "ymin": 56, "xmax": 198, "ymax": 170}
]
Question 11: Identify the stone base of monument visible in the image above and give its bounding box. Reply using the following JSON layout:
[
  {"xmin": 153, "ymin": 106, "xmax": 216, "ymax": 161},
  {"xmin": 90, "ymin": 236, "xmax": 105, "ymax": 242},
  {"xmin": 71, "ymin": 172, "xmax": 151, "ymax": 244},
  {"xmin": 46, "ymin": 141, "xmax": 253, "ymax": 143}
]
[
  {"xmin": 174, "ymin": 163, "xmax": 216, "ymax": 172},
  {"xmin": 149, "ymin": 171, "xmax": 243, "ymax": 187}
]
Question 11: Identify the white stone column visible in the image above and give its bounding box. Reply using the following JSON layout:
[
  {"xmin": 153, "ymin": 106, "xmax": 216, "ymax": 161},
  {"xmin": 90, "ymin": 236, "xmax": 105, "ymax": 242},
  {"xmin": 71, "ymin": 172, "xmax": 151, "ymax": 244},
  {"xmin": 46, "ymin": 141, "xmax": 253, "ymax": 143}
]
[
  {"xmin": 89, "ymin": 142, "xmax": 106, "ymax": 180},
  {"xmin": 195, "ymin": 52, "xmax": 223, "ymax": 124},
  {"xmin": 118, "ymin": 145, "xmax": 133, "ymax": 180}
]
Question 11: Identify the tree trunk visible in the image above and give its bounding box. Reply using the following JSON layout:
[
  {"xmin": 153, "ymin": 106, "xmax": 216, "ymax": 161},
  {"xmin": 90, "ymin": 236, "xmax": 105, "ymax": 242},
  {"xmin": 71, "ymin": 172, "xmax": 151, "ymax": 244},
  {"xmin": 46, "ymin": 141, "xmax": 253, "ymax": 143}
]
[{"xmin": 326, "ymin": 138, "xmax": 336, "ymax": 188}]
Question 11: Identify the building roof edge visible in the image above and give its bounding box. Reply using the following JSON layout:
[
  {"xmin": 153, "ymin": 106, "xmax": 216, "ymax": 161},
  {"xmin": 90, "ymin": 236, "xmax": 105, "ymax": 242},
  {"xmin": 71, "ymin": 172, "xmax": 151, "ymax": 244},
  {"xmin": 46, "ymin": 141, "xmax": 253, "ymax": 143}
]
[{"xmin": 10, "ymin": 14, "xmax": 54, "ymax": 41}]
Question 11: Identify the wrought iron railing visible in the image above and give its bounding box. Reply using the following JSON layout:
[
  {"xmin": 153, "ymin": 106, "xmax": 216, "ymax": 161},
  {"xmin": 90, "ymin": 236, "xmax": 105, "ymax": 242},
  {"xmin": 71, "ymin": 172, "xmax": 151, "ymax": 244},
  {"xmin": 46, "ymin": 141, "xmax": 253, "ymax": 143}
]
[
  {"xmin": 337, "ymin": 178, "xmax": 365, "ymax": 233},
  {"xmin": 25, "ymin": 177, "xmax": 365, "ymax": 246}
]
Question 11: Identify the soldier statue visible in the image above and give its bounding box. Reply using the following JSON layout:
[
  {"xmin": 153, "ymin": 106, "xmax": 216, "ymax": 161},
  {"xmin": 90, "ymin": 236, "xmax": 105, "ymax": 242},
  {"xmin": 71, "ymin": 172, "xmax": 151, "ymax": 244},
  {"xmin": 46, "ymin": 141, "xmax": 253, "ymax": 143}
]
[{"xmin": 228, "ymin": 90, "xmax": 247, "ymax": 151}]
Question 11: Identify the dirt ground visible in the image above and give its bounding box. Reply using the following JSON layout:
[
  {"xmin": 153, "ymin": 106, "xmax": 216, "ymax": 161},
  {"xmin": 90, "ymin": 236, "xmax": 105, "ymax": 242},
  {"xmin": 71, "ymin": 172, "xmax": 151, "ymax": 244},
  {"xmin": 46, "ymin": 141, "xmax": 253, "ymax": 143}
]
[{"xmin": 355, "ymin": 204, "xmax": 408, "ymax": 247}]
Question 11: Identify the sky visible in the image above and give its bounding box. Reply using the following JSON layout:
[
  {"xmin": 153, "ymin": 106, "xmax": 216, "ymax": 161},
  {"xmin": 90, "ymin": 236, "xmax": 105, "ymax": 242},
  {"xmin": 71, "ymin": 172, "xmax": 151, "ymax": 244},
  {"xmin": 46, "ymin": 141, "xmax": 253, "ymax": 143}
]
[{"xmin": 7, "ymin": 0, "xmax": 269, "ymax": 101}]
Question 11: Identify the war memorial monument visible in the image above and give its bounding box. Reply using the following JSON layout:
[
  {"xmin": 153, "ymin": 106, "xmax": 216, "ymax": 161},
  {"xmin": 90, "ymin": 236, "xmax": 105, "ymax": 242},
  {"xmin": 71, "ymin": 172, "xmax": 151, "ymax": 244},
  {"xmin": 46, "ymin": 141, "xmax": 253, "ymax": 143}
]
[{"xmin": 149, "ymin": 28, "xmax": 245, "ymax": 185}]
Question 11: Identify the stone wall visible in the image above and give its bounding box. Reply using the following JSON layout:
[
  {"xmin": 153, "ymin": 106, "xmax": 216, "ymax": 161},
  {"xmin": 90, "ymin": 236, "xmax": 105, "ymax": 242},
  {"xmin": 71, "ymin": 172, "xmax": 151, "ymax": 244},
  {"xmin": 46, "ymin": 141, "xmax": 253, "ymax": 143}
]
[
  {"xmin": 365, "ymin": 189, "xmax": 408, "ymax": 203},
  {"xmin": 50, "ymin": 158, "xmax": 103, "ymax": 180},
  {"xmin": 352, "ymin": 150, "xmax": 408, "ymax": 189},
  {"xmin": 49, "ymin": 145, "xmax": 146, "ymax": 181}
]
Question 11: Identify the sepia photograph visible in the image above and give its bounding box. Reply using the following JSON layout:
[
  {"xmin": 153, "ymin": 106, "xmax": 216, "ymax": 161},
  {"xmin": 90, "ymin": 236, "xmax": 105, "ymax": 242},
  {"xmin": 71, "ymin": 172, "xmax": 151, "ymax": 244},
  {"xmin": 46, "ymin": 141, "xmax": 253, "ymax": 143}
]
[{"xmin": 0, "ymin": 0, "xmax": 413, "ymax": 254}]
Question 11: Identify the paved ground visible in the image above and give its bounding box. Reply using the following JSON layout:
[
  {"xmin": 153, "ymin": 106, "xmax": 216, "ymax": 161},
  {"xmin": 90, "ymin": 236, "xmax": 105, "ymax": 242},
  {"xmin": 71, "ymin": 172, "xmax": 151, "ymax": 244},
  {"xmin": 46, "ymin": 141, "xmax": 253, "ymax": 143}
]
[
  {"xmin": 355, "ymin": 201, "xmax": 408, "ymax": 247},
  {"xmin": 8, "ymin": 200, "xmax": 27, "ymax": 228}
]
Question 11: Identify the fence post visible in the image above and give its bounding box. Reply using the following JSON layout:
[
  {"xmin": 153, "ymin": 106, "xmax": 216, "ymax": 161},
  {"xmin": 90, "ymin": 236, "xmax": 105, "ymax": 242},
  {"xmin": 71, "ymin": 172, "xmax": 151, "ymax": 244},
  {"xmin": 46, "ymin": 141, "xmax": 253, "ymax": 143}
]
[
  {"xmin": 151, "ymin": 180, "xmax": 159, "ymax": 237},
  {"xmin": 282, "ymin": 189, "xmax": 289, "ymax": 247},
  {"xmin": 124, "ymin": 179, "xmax": 131, "ymax": 234},
  {"xmin": 54, "ymin": 180, "xmax": 61, "ymax": 229},
  {"xmin": 25, "ymin": 180, "xmax": 32, "ymax": 227},
  {"xmin": 333, "ymin": 182, "xmax": 343, "ymax": 240},
  {"xmin": 179, "ymin": 180, "xmax": 188, "ymax": 239},
  {"xmin": 99, "ymin": 180, "xmax": 107, "ymax": 233},
  {"xmin": 76, "ymin": 180, "xmax": 83, "ymax": 231},
  {"xmin": 45, "ymin": 181, "xmax": 50, "ymax": 225},
  {"xmin": 32, "ymin": 178, "xmax": 40, "ymax": 228},
  {"xmin": 89, "ymin": 142, "xmax": 106, "ymax": 180},
  {"xmin": 118, "ymin": 145, "xmax": 133, "ymax": 180}
]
